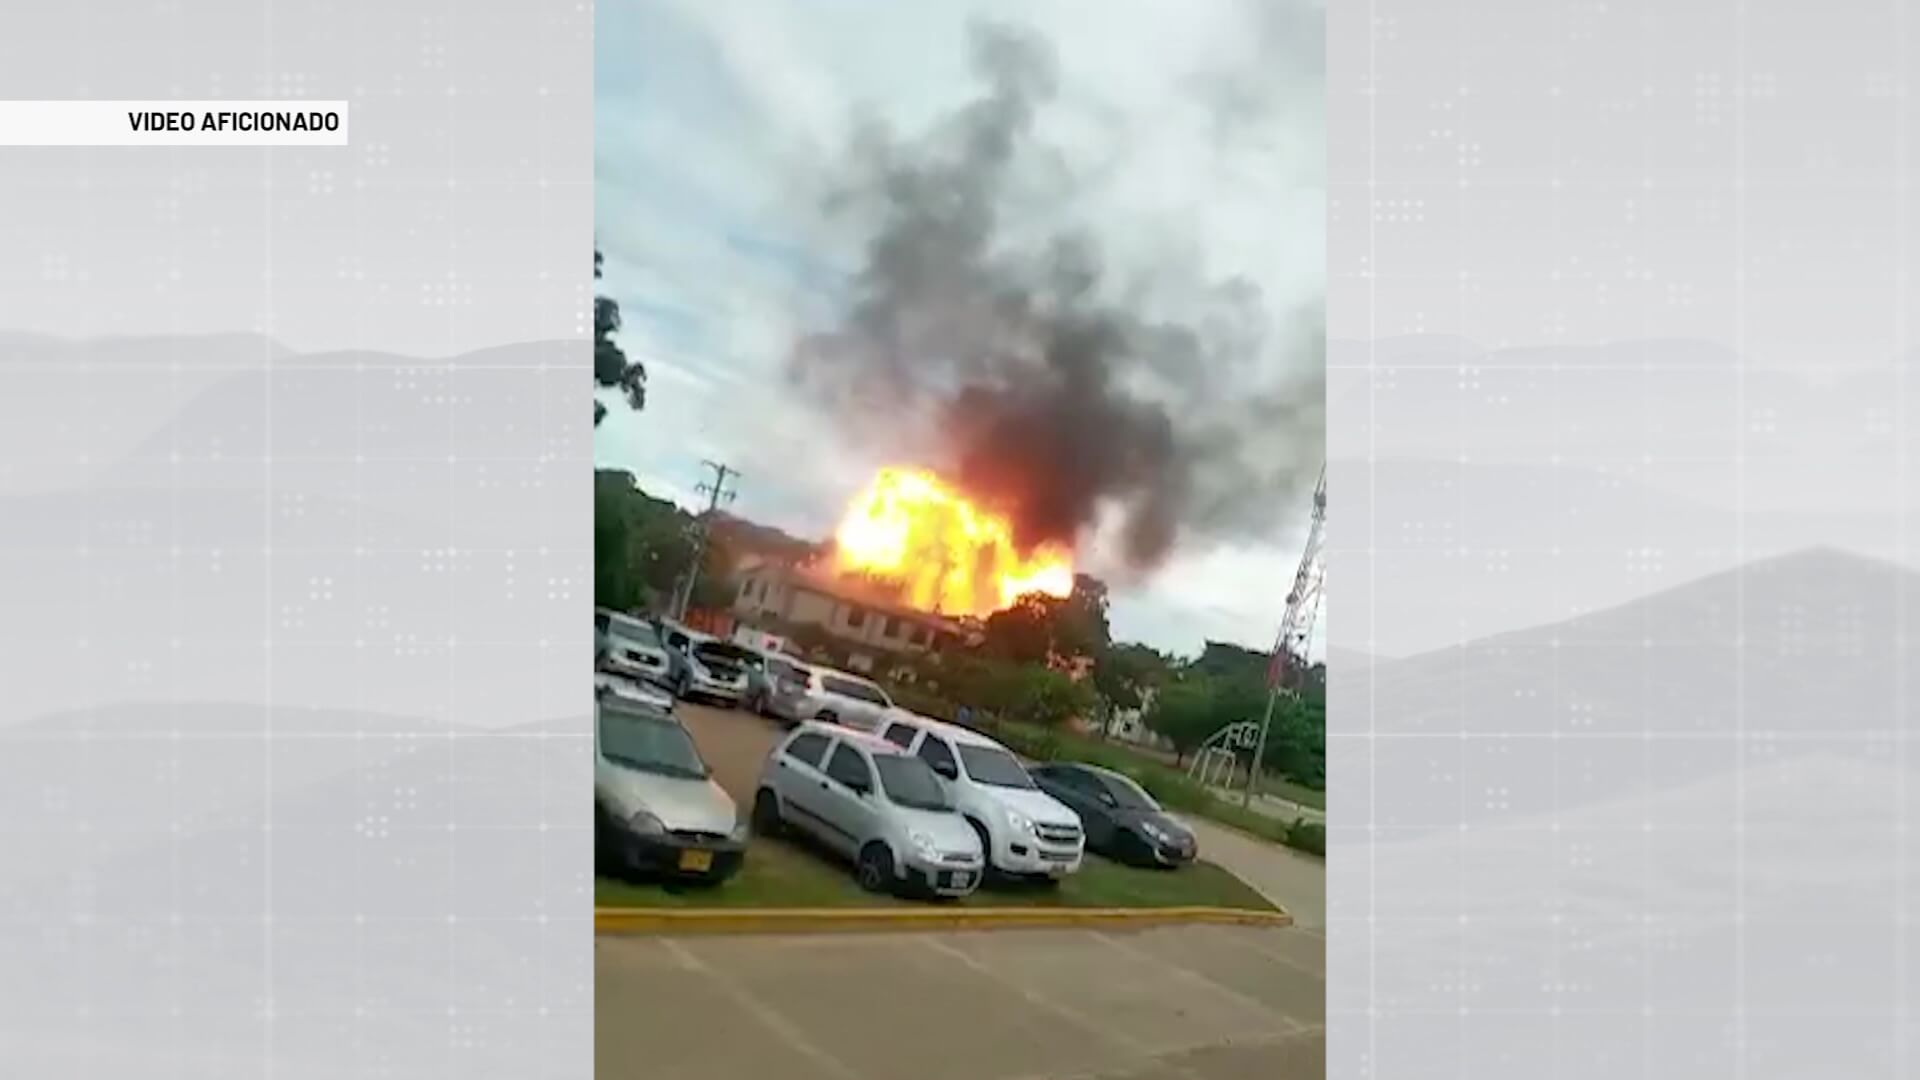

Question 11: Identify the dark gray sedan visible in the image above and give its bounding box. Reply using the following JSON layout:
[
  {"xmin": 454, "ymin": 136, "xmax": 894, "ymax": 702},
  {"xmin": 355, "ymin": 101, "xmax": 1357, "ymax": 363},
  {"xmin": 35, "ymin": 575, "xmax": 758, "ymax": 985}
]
[{"xmin": 1027, "ymin": 762, "xmax": 1198, "ymax": 868}]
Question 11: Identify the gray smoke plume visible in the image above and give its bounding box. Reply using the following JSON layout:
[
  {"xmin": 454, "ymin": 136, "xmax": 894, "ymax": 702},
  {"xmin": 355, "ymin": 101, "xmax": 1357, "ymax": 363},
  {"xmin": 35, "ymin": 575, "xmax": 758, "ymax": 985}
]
[{"xmin": 790, "ymin": 18, "xmax": 1323, "ymax": 571}]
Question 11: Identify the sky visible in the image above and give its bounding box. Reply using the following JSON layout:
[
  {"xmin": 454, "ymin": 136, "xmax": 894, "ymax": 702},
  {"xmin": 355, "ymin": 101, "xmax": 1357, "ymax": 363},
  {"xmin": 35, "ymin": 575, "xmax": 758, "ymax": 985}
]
[{"xmin": 593, "ymin": 0, "xmax": 1325, "ymax": 660}]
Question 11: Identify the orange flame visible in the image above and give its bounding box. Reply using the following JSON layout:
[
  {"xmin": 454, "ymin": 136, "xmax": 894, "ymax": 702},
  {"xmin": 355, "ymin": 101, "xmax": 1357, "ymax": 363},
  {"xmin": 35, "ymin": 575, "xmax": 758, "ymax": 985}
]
[{"xmin": 833, "ymin": 466, "xmax": 1073, "ymax": 617}]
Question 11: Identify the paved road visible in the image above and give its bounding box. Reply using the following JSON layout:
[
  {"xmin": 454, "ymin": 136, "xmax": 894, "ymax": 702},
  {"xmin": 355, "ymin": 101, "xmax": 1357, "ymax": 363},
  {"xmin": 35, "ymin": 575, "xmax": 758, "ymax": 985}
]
[
  {"xmin": 672, "ymin": 700, "xmax": 1328, "ymax": 928},
  {"xmin": 598, "ymin": 924, "xmax": 1325, "ymax": 1080}
]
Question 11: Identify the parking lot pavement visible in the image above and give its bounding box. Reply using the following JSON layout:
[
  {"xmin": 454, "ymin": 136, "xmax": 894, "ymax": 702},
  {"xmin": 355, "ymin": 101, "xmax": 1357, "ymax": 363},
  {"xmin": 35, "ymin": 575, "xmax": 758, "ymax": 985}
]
[{"xmin": 597, "ymin": 924, "xmax": 1324, "ymax": 1080}]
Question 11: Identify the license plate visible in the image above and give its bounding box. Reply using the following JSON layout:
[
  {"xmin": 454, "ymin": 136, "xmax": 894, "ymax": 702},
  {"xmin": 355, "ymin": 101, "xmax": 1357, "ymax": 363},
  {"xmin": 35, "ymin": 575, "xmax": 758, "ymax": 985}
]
[{"xmin": 678, "ymin": 849, "xmax": 713, "ymax": 873}]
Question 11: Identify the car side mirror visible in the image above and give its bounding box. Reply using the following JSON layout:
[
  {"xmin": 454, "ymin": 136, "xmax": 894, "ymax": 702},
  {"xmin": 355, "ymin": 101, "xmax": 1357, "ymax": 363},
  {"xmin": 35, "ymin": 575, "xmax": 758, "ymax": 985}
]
[
  {"xmin": 933, "ymin": 761, "xmax": 958, "ymax": 780},
  {"xmin": 1099, "ymin": 791, "xmax": 1117, "ymax": 807}
]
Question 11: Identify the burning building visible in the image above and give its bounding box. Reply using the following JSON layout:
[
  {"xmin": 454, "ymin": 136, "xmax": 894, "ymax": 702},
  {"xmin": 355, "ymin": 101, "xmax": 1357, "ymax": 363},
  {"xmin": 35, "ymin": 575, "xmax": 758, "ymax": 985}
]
[
  {"xmin": 730, "ymin": 557, "xmax": 970, "ymax": 664},
  {"xmin": 731, "ymin": 464, "xmax": 1078, "ymax": 668}
]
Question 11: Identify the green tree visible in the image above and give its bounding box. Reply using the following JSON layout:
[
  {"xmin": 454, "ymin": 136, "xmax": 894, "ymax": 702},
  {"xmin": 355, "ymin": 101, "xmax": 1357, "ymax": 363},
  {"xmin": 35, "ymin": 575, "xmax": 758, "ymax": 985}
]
[
  {"xmin": 1143, "ymin": 671, "xmax": 1270, "ymax": 766},
  {"xmin": 1142, "ymin": 678, "xmax": 1221, "ymax": 765},
  {"xmin": 979, "ymin": 574, "xmax": 1113, "ymax": 665},
  {"xmin": 594, "ymin": 249, "xmax": 645, "ymax": 427},
  {"xmin": 980, "ymin": 593, "xmax": 1055, "ymax": 664},
  {"xmin": 1091, "ymin": 641, "xmax": 1168, "ymax": 714},
  {"xmin": 594, "ymin": 486, "xmax": 643, "ymax": 612}
]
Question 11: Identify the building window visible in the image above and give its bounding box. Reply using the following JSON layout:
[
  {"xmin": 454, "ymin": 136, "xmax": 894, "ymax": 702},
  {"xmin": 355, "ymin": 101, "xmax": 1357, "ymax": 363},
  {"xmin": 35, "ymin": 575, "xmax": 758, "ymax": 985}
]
[
  {"xmin": 844, "ymin": 605, "xmax": 866, "ymax": 629},
  {"xmin": 884, "ymin": 615, "xmax": 902, "ymax": 638}
]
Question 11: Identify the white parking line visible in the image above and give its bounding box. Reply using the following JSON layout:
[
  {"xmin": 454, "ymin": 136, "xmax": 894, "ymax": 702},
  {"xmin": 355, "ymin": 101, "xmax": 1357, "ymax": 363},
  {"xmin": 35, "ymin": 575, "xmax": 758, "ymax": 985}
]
[
  {"xmin": 1229, "ymin": 929, "xmax": 1327, "ymax": 980},
  {"xmin": 1090, "ymin": 931, "xmax": 1310, "ymax": 1035},
  {"xmin": 659, "ymin": 939, "xmax": 866, "ymax": 1080},
  {"xmin": 916, "ymin": 936, "xmax": 1156, "ymax": 1059}
]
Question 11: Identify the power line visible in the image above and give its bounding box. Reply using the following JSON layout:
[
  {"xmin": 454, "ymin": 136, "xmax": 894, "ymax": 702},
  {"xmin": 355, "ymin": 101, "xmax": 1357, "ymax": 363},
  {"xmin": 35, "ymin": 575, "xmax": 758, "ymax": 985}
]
[{"xmin": 672, "ymin": 459, "xmax": 740, "ymax": 620}]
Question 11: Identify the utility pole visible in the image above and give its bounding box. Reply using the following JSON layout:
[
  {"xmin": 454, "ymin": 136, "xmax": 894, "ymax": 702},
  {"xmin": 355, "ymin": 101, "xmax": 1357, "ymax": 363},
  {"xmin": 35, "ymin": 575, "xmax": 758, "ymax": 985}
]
[
  {"xmin": 672, "ymin": 459, "xmax": 740, "ymax": 621},
  {"xmin": 1247, "ymin": 464, "xmax": 1326, "ymax": 808}
]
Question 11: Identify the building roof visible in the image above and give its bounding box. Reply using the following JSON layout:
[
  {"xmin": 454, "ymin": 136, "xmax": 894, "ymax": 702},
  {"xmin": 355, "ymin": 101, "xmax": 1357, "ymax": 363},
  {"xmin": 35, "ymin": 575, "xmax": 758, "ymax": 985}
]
[{"xmin": 741, "ymin": 557, "xmax": 966, "ymax": 632}]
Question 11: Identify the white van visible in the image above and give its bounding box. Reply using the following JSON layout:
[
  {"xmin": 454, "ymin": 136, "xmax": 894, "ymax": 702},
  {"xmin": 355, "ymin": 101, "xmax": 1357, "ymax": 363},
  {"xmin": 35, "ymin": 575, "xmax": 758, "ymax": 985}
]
[{"xmin": 874, "ymin": 713, "xmax": 1086, "ymax": 883}]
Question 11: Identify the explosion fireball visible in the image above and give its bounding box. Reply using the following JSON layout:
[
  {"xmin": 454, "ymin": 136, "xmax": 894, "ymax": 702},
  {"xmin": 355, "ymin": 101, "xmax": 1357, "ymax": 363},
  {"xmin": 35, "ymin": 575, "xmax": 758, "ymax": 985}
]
[{"xmin": 832, "ymin": 466, "xmax": 1073, "ymax": 618}]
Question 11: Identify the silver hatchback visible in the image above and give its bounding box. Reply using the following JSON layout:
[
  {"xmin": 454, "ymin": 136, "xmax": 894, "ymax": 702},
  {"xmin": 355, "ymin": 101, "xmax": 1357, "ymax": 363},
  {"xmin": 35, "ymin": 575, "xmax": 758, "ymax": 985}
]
[{"xmin": 752, "ymin": 723, "xmax": 985, "ymax": 898}]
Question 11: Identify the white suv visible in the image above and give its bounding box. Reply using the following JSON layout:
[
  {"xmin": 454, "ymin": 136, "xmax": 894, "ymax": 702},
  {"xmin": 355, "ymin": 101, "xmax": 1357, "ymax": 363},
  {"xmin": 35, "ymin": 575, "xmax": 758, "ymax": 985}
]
[
  {"xmin": 753, "ymin": 722, "xmax": 986, "ymax": 898},
  {"xmin": 875, "ymin": 713, "xmax": 1086, "ymax": 883}
]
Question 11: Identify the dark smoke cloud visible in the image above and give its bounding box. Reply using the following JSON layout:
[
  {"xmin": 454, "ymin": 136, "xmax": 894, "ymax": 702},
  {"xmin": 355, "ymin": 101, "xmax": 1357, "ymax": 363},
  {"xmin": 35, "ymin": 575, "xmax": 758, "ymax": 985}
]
[{"xmin": 789, "ymin": 18, "xmax": 1323, "ymax": 571}]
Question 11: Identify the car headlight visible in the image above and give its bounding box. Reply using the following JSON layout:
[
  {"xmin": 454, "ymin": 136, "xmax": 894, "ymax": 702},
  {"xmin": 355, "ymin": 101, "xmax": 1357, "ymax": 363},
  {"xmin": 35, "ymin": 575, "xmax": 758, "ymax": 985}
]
[
  {"xmin": 626, "ymin": 809, "xmax": 664, "ymax": 836},
  {"xmin": 1140, "ymin": 821, "xmax": 1170, "ymax": 843},
  {"xmin": 1005, "ymin": 809, "xmax": 1034, "ymax": 835},
  {"xmin": 729, "ymin": 820, "xmax": 750, "ymax": 843},
  {"xmin": 908, "ymin": 831, "xmax": 941, "ymax": 860}
]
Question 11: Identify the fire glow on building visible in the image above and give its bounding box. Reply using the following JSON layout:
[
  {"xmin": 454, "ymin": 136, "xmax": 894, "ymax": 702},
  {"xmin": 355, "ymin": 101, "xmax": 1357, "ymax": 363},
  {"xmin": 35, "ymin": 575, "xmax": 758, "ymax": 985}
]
[{"xmin": 829, "ymin": 466, "xmax": 1073, "ymax": 618}]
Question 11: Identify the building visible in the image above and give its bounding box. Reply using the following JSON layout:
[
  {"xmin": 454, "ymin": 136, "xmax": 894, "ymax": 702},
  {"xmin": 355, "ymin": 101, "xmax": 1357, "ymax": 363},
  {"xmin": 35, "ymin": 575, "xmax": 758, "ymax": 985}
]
[
  {"xmin": 730, "ymin": 558, "xmax": 967, "ymax": 663},
  {"xmin": 1103, "ymin": 687, "xmax": 1175, "ymax": 752}
]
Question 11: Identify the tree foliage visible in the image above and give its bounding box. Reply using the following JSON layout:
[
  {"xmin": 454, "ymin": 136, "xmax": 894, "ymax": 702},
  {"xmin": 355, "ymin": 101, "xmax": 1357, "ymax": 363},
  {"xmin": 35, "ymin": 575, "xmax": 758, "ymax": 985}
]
[
  {"xmin": 1139, "ymin": 659, "xmax": 1325, "ymax": 786},
  {"xmin": 593, "ymin": 470, "xmax": 734, "ymax": 614},
  {"xmin": 943, "ymin": 655, "xmax": 1095, "ymax": 729},
  {"xmin": 980, "ymin": 574, "xmax": 1112, "ymax": 665},
  {"xmin": 1092, "ymin": 641, "xmax": 1169, "ymax": 713},
  {"xmin": 594, "ymin": 249, "xmax": 646, "ymax": 426}
]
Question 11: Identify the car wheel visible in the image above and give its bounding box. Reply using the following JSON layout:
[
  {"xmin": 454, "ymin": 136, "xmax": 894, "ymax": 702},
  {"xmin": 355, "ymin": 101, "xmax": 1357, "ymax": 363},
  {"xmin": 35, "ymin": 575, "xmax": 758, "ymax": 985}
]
[
  {"xmin": 752, "ymin": 789, "xmax": 783, "ymax": 838},
  {"xmin": 965, "ymin": 819, "xmax": 994, "ymax": 879},
  {"xmin": 856, "ymin": 842, "xmax": 895, "ymax": 894}
]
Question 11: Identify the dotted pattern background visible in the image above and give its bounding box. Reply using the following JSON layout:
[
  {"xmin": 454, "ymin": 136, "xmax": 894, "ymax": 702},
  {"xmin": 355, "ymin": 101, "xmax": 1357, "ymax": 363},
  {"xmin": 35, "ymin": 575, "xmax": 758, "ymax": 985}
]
[
  {"xmin": 1330, "ymin": 1, "xmax": 1916, "ymax": 1079},
  {"xmin": 0, "ymin": 1, "xmax": 593, "ymax": 1077}
]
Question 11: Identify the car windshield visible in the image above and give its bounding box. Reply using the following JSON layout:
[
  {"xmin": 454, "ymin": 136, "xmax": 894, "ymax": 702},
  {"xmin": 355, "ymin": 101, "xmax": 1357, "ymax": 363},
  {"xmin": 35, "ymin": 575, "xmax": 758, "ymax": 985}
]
[
  {"xmin": 958, "ymin": 745, "xmax": 1036, "ymax": 789},
  {"xmin": 1103, "ymin": 772, "xmax": 1161, "ymax": 811},
  {"xmin": 608, "ymin": 619, "xmax": 659, "ymax": 648},
  {"xmin": 597, "ymin": 708, "xmax": 708, "ymax": 780},
  {"xmin": 694, "ymin": 642, "xmax": 755, "ymax": 665},
  {"xmin": 874, "ymin": 756, "xmax": 954, "ymax": 812},
  {"xmin": 822, "ymin": 676, "xmax": 889, "ymax": 705}
]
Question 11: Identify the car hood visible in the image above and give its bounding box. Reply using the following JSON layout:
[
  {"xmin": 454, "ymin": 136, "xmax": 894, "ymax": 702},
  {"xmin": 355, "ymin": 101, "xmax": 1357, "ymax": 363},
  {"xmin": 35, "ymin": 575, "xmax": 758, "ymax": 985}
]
[
  {"xmin": 595, "ymin": 762, "xmax": 737, "ymax": 834},
  {"xmin": 1118, "ymin": 808, "xmax": 1195, "ymax": 842},
  {"xmin": 983, "ymin": 785, "xmax": 1081, "ymax": 829},
  {"xmin": 894, "ymin": 806, "xmax": 982, "ymax": 855}
]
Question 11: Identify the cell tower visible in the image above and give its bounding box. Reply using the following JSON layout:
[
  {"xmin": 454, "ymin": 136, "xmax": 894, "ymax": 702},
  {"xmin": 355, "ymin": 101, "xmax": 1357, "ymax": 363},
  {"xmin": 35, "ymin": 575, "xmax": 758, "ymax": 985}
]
[
  {"xmin": 1245, "ymin": 464, "xmax": 1327, "ymax": 805},
  {"xmin": 1274, "ymin": 465, "xmax": 1327, "ymax": 688}
]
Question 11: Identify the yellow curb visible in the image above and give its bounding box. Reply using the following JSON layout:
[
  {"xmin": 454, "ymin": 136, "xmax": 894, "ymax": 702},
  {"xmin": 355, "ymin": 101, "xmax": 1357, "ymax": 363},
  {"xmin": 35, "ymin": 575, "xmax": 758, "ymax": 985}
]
[{"xmin": 595, "ymin": 904, "xmax": 1293, "ymax": 937}]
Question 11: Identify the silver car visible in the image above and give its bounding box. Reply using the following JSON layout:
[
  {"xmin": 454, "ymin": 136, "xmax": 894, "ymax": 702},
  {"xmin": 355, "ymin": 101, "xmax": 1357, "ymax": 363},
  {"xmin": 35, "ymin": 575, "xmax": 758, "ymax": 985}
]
[
  {"xmin": 669, "ymin": 638, "xmax": 757, "ymax": 706},
  {"xmin": 752, "ymin": 723, "xmax": 985, "ymax": 898},
  {"xmin": 594, "ymin": 688, "xmax": 746, "ymax": 883},
  {"xmin": 597, "ymin": 611, "xmax": 673, "ymax": 689},
  {"xmin": 746, "ymin": 653, "xmax": 813, "ymax": 722},
  {"xmin": 784, "ymin": 667, "xmax": 895, "ymax": 732}
]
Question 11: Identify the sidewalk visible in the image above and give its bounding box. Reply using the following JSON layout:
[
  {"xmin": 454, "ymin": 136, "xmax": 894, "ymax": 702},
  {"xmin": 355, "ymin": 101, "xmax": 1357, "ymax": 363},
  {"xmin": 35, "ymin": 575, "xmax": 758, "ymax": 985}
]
[{"xmin": 1182, "ymin": 816, "xmax": 1326, "ymax": 931}]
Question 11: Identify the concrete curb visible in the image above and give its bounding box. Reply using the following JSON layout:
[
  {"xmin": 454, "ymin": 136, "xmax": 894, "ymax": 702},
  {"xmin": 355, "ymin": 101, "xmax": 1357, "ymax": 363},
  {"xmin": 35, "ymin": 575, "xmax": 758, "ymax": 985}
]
[{"xmin": 595, "ymin": 904, "xmax": 1293, "ymax": 937}]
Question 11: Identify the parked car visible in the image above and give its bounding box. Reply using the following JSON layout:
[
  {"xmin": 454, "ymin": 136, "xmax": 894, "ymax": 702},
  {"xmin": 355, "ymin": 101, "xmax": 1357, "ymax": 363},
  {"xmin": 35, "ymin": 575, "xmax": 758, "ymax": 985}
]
[
  {"xmin": 666, "ymin": 636, "xmax": 757, "ymax": 707},
  {"xmin": 744, "ymin": 652, "xmax": 812, "ymax": 721},
  {"xmin": 593, "ymin": 687, "xmax": 746, "ymax": 884},
  {"xmin": 1029, "ymin": 762, "xmax": 1198, "ymax": 868},
  {"xmin": 597, "ymin": 611, "xmax": 674, "ymax": 688},
  {"xmin": 753, "ymin": 722, "xmax": 985, "ymax": 898},
  {"xmin": 875, "ymin": 713, "xmax": 1085, "ymax": 883},
  {"xmin": 594, "ymin": 670, "xmax": 676, "ymax": 714},
  {"xmin": 782, "ymin": 666, "xmax": 894, "ymax": 731}
]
